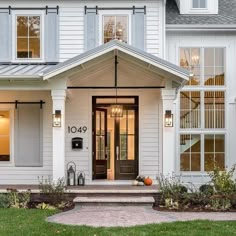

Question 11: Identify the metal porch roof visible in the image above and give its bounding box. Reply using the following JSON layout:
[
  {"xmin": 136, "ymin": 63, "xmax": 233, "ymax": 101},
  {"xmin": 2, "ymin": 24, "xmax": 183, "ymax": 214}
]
[{"xmin": 0, "ymin": 64, "xmax": 54, "ymax": 79}]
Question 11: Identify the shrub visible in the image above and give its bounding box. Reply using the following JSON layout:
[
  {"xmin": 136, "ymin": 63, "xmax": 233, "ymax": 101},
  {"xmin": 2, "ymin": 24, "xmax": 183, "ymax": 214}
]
[
  {"xmin": 38, "ymin": 176, "xmax": 66, "ymax": 206},
  {"xmin": 199, "ymin": 184, "xmax": 214, "ymax": 195},
  {"xmin": 208, "ymin": 196, "xmax": 232, "ymax": 211},
  {"xmin": 7, "ymin": 189, "xmax": 31, "ymax": 209},
  {"xmin": 208, "ymin": 165, "xmax": 236, "ymax": 194},
  {"xmin": 157, "ymin": 174, "xmax": 188, "ymax": 208},
  {"xmin": 0, "ymin": 194, "xmax": 9, "ymax": 208}
]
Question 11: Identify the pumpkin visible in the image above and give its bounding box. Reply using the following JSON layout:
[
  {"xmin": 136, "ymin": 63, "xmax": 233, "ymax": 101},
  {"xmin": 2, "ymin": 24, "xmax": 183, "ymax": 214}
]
[{"xmin": 144, "ymin": 177, "xmax": 152, "ymax": 186}]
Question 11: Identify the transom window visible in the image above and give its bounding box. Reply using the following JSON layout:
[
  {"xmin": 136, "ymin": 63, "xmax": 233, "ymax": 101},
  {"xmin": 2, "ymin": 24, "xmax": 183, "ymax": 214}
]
[
  {"xmin": 103, "ymin": 15, "xmax": 128, "ymax": 43},
  {"xmin": 192, "ymin": 0, "xmax": 207, "ymax": 8},
  {"xmin": 179, "ymin": 47, "xmax": 226, "ymax": 172},
  {"xmin": 16, "ymin": 15, "xmax": 41, "ymax": 59},
  {"xmin": 0, "ymin": 111, "xmax": 10, "ymax": 162}
]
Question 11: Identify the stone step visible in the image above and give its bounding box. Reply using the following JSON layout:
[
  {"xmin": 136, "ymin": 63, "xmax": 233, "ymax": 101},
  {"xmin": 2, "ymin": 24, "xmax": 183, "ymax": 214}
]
[{"xmin": 73, "ymin": 196, "xmax": 155, "ymax": 208}]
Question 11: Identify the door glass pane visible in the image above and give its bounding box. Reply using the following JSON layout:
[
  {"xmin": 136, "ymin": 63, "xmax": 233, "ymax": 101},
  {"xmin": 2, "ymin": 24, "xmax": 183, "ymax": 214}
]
[
  {"xmin": 96, "ymin": 136, "xmax": 105, "ymax": 160},
  {"xmin": 128, "ymin": 110, "xmax": 135, "ymax": 134},
  {"xmin": 119, "ymin": 110, "xmax": 127, "ymax": 134},
  {"xmin": 127, "ymin": 135, "xmax": 135, "ymax": 160},
  {"xmin": 96, "ymin": 111, "xmax": 101, "ymax": 134},
  {"xmin": 120, "ymin": 134, "xmax": 127, "ymax": 160}
]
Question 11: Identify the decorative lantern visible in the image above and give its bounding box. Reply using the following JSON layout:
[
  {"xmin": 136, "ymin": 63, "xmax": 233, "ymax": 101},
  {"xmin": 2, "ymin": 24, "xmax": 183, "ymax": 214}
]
[
  {"xmin": 78, "ymin": 171, "xmax": 85, "ymax": 186},
  {"xmin": 67, "ymin": 162, "xmax": 76, "ymax": 186},
  {"xmin": 165, "ymin": 110, "xmax": 173, "ymax": 127},
  {"xmin": 52, "ymin": 110, "xmax": 61, "ymax": 127}
]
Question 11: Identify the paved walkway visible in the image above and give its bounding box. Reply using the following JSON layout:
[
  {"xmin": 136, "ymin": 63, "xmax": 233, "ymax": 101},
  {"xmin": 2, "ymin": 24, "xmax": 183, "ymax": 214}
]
[{"xmin": 47, "ymin": 206, "xmax": 236, "ymax": 227}]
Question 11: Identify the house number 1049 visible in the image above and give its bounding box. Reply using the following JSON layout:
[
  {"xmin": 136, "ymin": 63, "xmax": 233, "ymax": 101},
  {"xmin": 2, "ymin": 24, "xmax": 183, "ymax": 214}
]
[{"xmin": 68, "ymin": 126, "xmax": 88, "ymax": 133}]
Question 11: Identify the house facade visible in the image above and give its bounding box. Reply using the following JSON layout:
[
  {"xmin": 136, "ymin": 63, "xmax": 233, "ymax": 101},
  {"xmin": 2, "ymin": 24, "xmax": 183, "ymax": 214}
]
[{"xmin": 0, "ymin": 0, "xmax": 235, "ymax": 185}]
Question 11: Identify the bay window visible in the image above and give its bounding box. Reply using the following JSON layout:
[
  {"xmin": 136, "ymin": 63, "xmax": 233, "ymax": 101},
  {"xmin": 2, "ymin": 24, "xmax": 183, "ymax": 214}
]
[{"xmin": 179, "ymin": 47, "xmax": 226, "ymax": 172}]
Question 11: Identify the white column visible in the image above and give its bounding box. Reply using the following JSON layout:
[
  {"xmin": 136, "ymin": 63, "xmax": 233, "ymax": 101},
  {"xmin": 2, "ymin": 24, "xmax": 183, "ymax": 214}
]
[
  {"xmin": 161, "ymin": 89, "xmax": 176, "ymax": 175},
  {"xmin": 51, "ymin": 90, "xmax": 66, "ymax": 182}
]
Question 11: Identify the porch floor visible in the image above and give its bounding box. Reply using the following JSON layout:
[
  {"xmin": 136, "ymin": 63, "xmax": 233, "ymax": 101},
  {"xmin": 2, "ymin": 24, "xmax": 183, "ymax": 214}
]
[{"xmin": 0, "ymin": 184, "xmax": 159, "ymax": 193}]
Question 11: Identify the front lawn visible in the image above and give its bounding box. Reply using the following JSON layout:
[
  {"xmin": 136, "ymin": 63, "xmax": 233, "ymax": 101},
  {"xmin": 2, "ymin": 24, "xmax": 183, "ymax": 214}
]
[{"xmin": 0, "ymin": 209, "xmax": 236, "ymax": 236}]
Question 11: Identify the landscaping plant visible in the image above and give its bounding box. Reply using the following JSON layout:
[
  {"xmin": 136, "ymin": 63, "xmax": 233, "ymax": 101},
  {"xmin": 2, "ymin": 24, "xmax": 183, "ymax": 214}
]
[{"xmin": 38, "ymin": 176, "xmax": 67, "ymax": 206}]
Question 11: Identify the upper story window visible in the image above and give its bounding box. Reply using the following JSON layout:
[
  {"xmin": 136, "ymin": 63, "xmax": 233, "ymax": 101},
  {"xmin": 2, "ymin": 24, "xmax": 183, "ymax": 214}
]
[
  {"xmin": 16, "ymin": 15, "xmax": 41, "ymax": 59},
  {"xmin": 103, "ymin": 15, "xmax": 128, "ymax": 44},
  {"xmin": 192, "ymin": 0, "xmax": 207, "ymax": 9}
]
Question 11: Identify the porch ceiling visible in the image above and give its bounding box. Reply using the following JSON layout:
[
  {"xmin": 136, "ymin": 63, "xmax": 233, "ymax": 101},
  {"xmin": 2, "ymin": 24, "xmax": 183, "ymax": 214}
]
[{"xmin": 43, "ymin": 40, "xmax": 189, "ymax": 89}]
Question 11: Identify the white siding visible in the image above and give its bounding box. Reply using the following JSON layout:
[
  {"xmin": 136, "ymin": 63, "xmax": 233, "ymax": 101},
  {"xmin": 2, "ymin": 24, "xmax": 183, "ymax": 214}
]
[
  {"xmin": 65, "ymin": 89, "xmax": 161, "ymax": 183},
  {"xmin": 0, "ymin": 91, "xmax": 52, "ymax": 184},
  {"xmin": 0, "ymin": 0, "xmax": 164, "ymax": 61}
]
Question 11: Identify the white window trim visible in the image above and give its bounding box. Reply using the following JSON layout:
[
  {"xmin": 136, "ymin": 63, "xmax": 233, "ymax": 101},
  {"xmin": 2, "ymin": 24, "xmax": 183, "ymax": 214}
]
[
  {"xmin": 176, "ymin": 46, "xmax": 227, "ymax": 174},
  {"xmin": 99, "ymin": 10, "xmax": 132, "ymax": 46},
  {"xmin": 0, "ymin": 106, "xmax": 15, "ymax": 167},
  {"xmin": 12, "ymin": 10, "xmax": 45, "ymax": 63}
]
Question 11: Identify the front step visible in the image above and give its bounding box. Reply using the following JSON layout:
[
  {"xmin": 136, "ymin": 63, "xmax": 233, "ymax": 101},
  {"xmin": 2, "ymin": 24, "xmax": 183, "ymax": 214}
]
[{"xmin": 73, "ymin": 196, "xmax": 155, "ymax": 208}]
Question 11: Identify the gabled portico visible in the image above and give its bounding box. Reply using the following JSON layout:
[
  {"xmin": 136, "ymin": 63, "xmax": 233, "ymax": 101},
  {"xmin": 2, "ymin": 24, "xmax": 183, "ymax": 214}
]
[{"xmin": 42, "ymin": 40, "xmax": 189, "ymax": 183}]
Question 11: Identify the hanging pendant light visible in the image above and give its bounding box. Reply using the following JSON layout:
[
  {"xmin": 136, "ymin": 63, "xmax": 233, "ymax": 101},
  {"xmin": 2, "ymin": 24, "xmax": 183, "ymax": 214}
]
[{"xmin": 110, "ymin": 54, "xmax": 123, "ymax": 118}]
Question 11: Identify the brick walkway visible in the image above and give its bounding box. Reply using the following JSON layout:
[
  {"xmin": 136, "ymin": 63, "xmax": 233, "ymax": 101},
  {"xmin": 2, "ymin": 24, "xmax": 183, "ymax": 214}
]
[{"xmin": 47, "ymin": 206, "xmax": 236, "ymax": 227}]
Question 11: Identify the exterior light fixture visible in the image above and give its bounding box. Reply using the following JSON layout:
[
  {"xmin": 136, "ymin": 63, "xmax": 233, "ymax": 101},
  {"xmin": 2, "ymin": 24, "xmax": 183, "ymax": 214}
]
[
  {"xmin": 52, "ymin": 110, "xmax": 61, "ymax": 127},
  {"xmin": 165, "ymin": 110, "xmax": 173, "ymax": 127},
  {"xmin": 111, "ymin": 104, "xmax": 123, "ymax": 117}
]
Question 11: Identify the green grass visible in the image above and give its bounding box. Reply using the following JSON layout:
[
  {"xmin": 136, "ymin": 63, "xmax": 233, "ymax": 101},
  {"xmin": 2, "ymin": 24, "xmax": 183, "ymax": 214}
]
[{"xmin": 0, "ymin": 209, "xmax": 235, "ymax": 236}]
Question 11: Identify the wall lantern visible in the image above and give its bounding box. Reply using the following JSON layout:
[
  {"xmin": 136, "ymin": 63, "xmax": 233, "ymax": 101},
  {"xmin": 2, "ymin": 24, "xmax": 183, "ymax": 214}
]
[
  {"xmin": 78, "ymin": 171, "xmax": 85, "ymax": 186},
  {"xmin": 165, "ymin": 110, "xmax": 173, "ymax": 127},
  {"xmin": 67, "ymin": 162, "xmax": 76, "ymax": 186},
  {"xmin": 52, "ymin": 110, "xmax": 61, "ymax": 127}
]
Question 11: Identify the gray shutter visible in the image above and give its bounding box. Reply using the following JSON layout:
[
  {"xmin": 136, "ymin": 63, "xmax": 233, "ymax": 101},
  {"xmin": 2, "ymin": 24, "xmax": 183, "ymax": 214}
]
[
  {"xmin": 15, "ymin": 105, "xmax": 43, "ymax": 167},
  {"xmin": 0, "ymin": 9, "xmax": 11, "ymax": 62},
  {"xmin": 45, "ymin": 9, "xmax": 59, "ymax": 63},
  {"xmin": 85, "ymin": 9, "xmax": 98, "ymax": 50},
  {"xmin": 132, "ymin": 9, "xmax": 145, "ymax": 50}
]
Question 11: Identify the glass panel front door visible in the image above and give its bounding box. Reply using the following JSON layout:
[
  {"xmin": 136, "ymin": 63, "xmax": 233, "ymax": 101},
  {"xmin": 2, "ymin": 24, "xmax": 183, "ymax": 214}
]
[{"xmin": 93, "ymin": 97, "xmax": 138, "ymax": 180}]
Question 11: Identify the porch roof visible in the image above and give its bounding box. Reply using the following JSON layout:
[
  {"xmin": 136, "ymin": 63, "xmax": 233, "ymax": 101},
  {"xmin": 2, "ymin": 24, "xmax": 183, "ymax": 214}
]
[
  {"xmin": 0, "ymin": 64, "xmax": 53, "ymax": 80},
  {"xmin": 42, "ymin": 40, "xmax": 190, "ymax": 84}
]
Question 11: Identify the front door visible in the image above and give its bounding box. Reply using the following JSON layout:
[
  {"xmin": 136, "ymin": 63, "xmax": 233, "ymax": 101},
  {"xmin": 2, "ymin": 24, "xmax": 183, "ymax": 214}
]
[
  {"xmin": 92, "ymin": 97, "xmax": 138, "ymax": 180},
  {"xmin": 93, "ymin": 108, "xmax": 108, "ymax": 179},
  {"xmin": 115, "ymin": 107, "xmax": 138, "ymax": 180}
]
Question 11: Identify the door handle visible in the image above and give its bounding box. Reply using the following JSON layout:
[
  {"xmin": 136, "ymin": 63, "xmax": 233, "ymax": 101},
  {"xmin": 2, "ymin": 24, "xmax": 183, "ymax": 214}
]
[{"xmin": 116, "ymin": 146, "xmax": 119, "ymax": 161}]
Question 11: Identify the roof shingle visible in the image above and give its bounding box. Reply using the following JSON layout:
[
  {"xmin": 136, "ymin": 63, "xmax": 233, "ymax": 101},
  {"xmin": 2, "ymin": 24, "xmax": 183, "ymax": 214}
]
[{"xmin": 166, "ymin": 0, "xmax": 236, "ymax": 25}]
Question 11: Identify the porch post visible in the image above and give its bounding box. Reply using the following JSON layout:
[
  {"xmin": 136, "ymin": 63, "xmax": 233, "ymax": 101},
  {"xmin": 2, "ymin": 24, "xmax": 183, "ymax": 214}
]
[
  {"xmin": 51, "ymin": 89, "xmax": 66, "ymax": 182},
  {"xmin": 161, "ymin": 88, "xmax": 176, "ymax": 176}
]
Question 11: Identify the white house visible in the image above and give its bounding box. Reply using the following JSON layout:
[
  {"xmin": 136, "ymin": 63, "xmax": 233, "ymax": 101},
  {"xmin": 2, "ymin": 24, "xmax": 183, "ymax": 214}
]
[{"xmin": 0, "ymin": 0, "xmax": 235, "ymax": 185}]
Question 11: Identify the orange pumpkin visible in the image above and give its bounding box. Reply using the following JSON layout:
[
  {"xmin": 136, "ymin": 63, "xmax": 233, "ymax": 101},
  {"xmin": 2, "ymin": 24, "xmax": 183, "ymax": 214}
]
[{"xmin": 144, "ymin": 177, "xmax": 152, "ymax": 186}]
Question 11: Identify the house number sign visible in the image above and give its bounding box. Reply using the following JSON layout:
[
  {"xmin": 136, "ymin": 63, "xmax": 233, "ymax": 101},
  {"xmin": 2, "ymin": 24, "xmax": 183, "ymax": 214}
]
[{"xmin": 68, "ymin": 126, "xmax": 87, "ymax": 134}]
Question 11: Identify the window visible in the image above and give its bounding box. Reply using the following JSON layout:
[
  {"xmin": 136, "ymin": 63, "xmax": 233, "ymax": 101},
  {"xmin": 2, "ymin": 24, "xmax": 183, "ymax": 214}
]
[
  {"xmin": 103, "ymin": 15, "xmax": 128, "ymax": 43},
  {"xmin": 179, "ymin": 47, "xmax": 225, "ymax": 172},
  {"xmin": 192, "ymin": 0, "xmax": 207, "ymax": 8},
  {"xmin": 0, "ymin": 111, "xmax": 10, "ymax": 162},
  {"xmin": 16, "ymin": 15, "xmax": 41, "ymax": 59}
]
